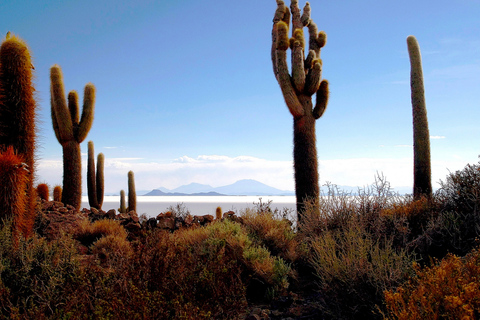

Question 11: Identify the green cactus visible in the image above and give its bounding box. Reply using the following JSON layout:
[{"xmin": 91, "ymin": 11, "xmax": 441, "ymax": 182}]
[
  {"xmin": 128, "ymin": 171, "xmax": 136, "ymax": 213},
  {"xmin": 87, "ymin": 141, "xmax": 104, "ymax": 209},
  {"xmin": 272, "ymin": 0, "xmax": 329, "ymax": 220},
  {"xmin": 119, "ymin": 189, "xmax": 126, "ymax": 214},
  {"xmin": 0, "ymin": 33, "xmax": 37, "ymax": 237},
  {"xmin": 50, "ymin": 64, "xmax": 95, "ymax": 210},
  {"xmin": 407, "ymin": 35, "xmax": 432, "ymax": 199}
]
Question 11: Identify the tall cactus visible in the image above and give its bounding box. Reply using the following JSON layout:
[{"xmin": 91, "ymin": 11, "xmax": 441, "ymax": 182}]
[
  {"xmin": 271, "ymin": 0, "xmax": 329, "ymax": 220},
  {"xmin": 53, "ymin": 185, "xmax": 62, "ymax": 202},
  {"xmin": 0, "ymin": 33, "xmax": 37, "ymax": 237},
  {"xmin": 407, "ymin": 35, "xmax": 432, "ymax": 199},
  {"xmin": 119, "ymin": 189, "xmax": 126, "ymax": 214},
  {"xmin": 87, "ymin": 141, "xmax": 104, "ymax": 209},
  {"xmin": 128, "ymin": 171, "xmax": 136, "ymax": 213},
  {"xmin": 50, "ymin": 65, "xmax": 95, "ymax": 209}
]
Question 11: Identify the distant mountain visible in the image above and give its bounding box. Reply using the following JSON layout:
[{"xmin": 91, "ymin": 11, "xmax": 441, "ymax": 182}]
[{"xmin": 144, "ymin": 179, "xmax": 295, "ymax": 196}]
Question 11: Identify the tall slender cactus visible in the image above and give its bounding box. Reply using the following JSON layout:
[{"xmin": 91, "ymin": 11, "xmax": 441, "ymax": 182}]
[
  {"xmin": 407, "ymin": 35, "xmax": 432, "ymax": 199},
  {"xmin": 50, "ymin": 65, "xmax": 95, "ymax": 209},
  {"xmin": 87, "ymin": 141, "xmax": 104, "ymax": 209},
  {"xmin": 272, "ymin": 0, "xmax": 329, "ymax": 221},
  {"xmin": 128, "ymin": 171, "xmax": 136, "ymax": 213},
  {"xmin": 0, "ymin": 33, "xmax": 37, "ymax": 237}
]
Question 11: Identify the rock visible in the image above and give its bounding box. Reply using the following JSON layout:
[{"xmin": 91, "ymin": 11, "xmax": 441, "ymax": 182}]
[
  {"xmin": 202, "ymin": 215, "xmax": 214, "ymax": 224},
  {"xmin": 58, "ymin": 207, "xmax": 69, "ymax": 214},
  {"xmin": 146, "ymin": 217, "xmax": 157, "ymax": 229},
  {"xmin": 129, "ymin": 210, "xmax": 139, "ymax": 223},
  {"xmin": 157, "ymin": 217, "xmax": 175, "ymax": 230},
  {"xmin": 106, "ymin": 209, "xmax": 116, "ymax": 219}
]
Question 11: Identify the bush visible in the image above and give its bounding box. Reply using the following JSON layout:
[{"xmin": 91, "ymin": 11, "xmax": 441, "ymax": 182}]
[
  {"xmin": 384, "ymin": 248, "xmax": 480, "ymax": 319},
  {"xmin": 74, "ymin": 218, "xmax": 127, "ymax": 247}
]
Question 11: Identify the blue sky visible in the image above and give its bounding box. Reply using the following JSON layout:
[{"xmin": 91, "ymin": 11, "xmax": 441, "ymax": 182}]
[{"xmin": 1, "ymin": 0, "xmax": 479, "ymax": 194}]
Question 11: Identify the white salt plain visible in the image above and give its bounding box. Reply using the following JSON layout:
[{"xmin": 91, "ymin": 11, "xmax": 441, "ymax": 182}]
[{"xmin": 81, "ymin": 195, "xmax": 297, "ymax": 219}]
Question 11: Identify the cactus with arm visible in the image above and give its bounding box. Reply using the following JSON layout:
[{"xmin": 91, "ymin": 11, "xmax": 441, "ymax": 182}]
[
  {"xmin": 272, "ymin": 0, "xmax": 329, "ymax": 220},
  {"xmin": 407, "ymin": 35, "xmax": 432, "ymax": 199},
  {"xmin": 50, "ymin": 65, "xmax": 95, "ymax": 209}
]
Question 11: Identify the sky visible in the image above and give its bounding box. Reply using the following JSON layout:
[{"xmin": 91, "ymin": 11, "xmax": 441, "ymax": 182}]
[{"xmin": 1, "ymin": 0, "xmax": 479, "ymax": 194}]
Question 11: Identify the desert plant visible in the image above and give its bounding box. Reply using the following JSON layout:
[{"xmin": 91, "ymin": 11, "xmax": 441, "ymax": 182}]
[
  {"xmin": 0, "ymin": 33, "xmax": 37, "ymax": 237},
  {"xmin": 0, "ymin": 147, "xmax": 29, "ymax": 236},
  {"xmin": 384, "ymin": 249, "xmax": 480, "ymax": 319},
  {"xmin": 74, "ymin": 218, "xmax": 127, "ymax": 248},
  {"xmin": 128, "ymin": 171, "xmax": 136, "ymax": 212},
  {"xmin": 36, "ymin": 183, "xmax": 49, "ymax": 201},
  {"xmin": 50, "ymin": 64, "xmax": 95, "ymax": 209},
  {"xmin": 216, "ymin": 206, "xmax": 222, "ymax": 220},
  {"xmin": 407, "ymin": 35, "xmax": 432, "ymax": 199},
  {"xmin": 87, "ymin": 140, "xmax": 104, "ymax": 209},
  {"xmin": 119, "ymin": 189, "xmax": 126, "ymax": 213},
  {"xmin": 53, "ymin": 185, "xmax": 62, "ymax": 202},
  {"xmin": 271, "ymin": 0, "xmax": 329, "ymax": 220}
]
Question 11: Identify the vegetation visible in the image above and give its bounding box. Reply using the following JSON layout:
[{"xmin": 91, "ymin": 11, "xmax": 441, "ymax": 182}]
[
  {"xmin": 271, "ymin": 0, "xmax": 329, "ymax": 220},
  {"xmin": 87, "ymin": 141, "xmax": 104, "ymax": 210}
]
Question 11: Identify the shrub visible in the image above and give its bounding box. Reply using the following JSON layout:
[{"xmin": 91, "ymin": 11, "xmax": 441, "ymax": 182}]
[
  {"xmin": 384, "ymin": 248, "xmax": 480, "ymax": 319},
  {"xmin": 308, "ymin": 221, "xmax": 414, "ymax": 319},
  {"xmin": 74, "ymin": 219, "xmax": 127, "ymax": 248}
]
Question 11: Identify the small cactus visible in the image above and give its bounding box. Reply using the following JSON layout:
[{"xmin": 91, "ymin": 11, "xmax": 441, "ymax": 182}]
[
  {"xmin": 119, "ymin": 189, "xmax": 126, "ymax": 213},
  {"xmin": 50, "ymin": 64, "xmax": 95, "ymax": 209},
  {"xmin": 36, "ymin": 183, "xmax": 49, "ymax": 201},
  {"xmin": 0, "ymin": 147, "xmax": 30, "ymax": 236},
  {"xmin": 87, "ymin": 141, "xmax": 104, "ymax": 209},
  {"xmin": 128, "ymin": 171, "xmax": 136, "ymax": 213},
  {"xmin": 272, "ymin": 1, "xmax": 329, "ymax": 220},
  {"xmin": 407, "ymin": 35, "xmax": 432, "ymax": 199},
  {"xmin": 216, "ymin": 206, "xmax": 222, "ymax": 220},
  {"xmin": 53, "ymin": 185, "xmax": 62, "ymax": 202}
]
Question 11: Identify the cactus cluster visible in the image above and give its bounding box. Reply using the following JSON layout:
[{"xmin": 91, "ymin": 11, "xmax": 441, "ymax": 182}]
[
  {"xmin": 0, "ymin": 33, "xmax": 37, "ymax": 237},
  {"xmin": 50, "ymin": 65, "xmax": 95, "ymax": 210},
  {"xmin": 87, "ymin": 141, "xmax": 104, "ymax": 209},
  {"xmin": 407, "ymin": 35, "xmax": 432, "ymax": 199},
  {"xmin": 271, "ymin": 0, "xmax": 329, "ymax": 220}
]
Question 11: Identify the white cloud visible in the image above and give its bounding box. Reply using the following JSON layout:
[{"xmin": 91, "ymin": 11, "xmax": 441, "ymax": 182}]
[
  {"xmin": 35, "ymin": 155, "xmax": 476, "ymax": 195},
  {"xmin": 431, "ymin": 136, "xmax": 446, "ymax": 140}
]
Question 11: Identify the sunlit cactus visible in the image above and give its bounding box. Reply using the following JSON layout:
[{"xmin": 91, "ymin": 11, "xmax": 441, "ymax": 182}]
[
  {"xmin": 128, "ymin": 171, "xmax": 136, "ymax": 213},
  {"xmin": 87, "ymin": 141, "xmax": 104, "ymax": 209},
  {"xmin": 0, "ymin": 33, "xmax": 37, "ymax": 237},
  {"xmin": 36, "ymin": 183, "xmax": 49, "ymax": 201},
  {"xmin": 216, "ymin": 206, "xmax": 222, "ymax": 220},
  {"xmin": 407, "ymin": 35, "xmax": 432, "ymax": 199},
  {"xmin": 0, "ymin": 147, "xmax": 30, "ymax": 236},
  {"xmin": 50, "ymin": 64, "xmax": 95, "ymax": 209},
  {"xmin": 271, "ymin": 0, "xmax": 329, "ymax": 220}
]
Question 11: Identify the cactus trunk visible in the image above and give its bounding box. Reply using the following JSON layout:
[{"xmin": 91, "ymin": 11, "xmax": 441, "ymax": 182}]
[
  {"xmin": 128, "ymin": 171, "xmax": 136, "ymax": 213},
  {"xmin": 0, "ymin": 34, "xmax": 37, "ymax": 237},
  {"xmin": 293, "ymin": 100, "xmax": 319, "ymax": 214},
  {"xmin": 407, "ymin": 35, "xmax": 432, "ymax": 199},
  {"xmin": 61, "ymin": 140, "xmax": 82, "ymax": 209}
]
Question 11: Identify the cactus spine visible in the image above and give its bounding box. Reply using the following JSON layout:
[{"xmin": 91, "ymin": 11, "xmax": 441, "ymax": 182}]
[
  {"xmin": 407, "ymin": 35, "xmax": 432, "ymax": 199},
  {"xmin": 272, "ymin": 0, "xmax": 329, "ymax": 220},
  {"xmin": 50, "ymin": 65, "xmax": 95, "ymax": 209},
  {"xmin": 0, "ymin": 33, "xmax": 37, "ymax": 237},
  {"xmin": 87, "ymin": 141, "xmax": 104, "ymax": 209},
  {"xmin": 128, "ymin": 171, "xmax": 136, "ymax": 213}
]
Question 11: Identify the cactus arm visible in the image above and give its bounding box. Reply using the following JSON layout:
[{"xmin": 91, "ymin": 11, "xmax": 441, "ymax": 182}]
[
  {"xmin": 68, "ymin": 91, "xmax": 79, "ymax": 126},
  {"xmin": 87, "ymin": 141, "xmax": 98, "ymax": 209},
  {"xmin": 96, "ymin": 153, "xmax": 104, "ymax": 208},
  {"xmin": 272, "ymin": 0, "xmax": 290, "ymax": 80},
  {"xmin": 291, "ymin": 29, "xmax": 306, "ymax": 92},
  {"xmin": 76, "ymin": 84, "xmax": 95, "ymax": 143},
  {"xmin": 300, "ymin": 2, "xmax": 311, "ymax": 26},
  {"xmin": 273, "ymin": 21, "xmax": 304, "ymax": 117},
  {"xmin": 50, "ymin": 66, "xmax": 74, "ymax": 144},
  {"xmin": 305, "ymin": 59, "xmax": 322, "ymax": 95},
  {"xmin": 313, "ymin": 80, "xmax": 329, "ymax": 119},
  {"xmin": 290, "ymin": 0, "xmax": 303, "ymax": 30}
]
